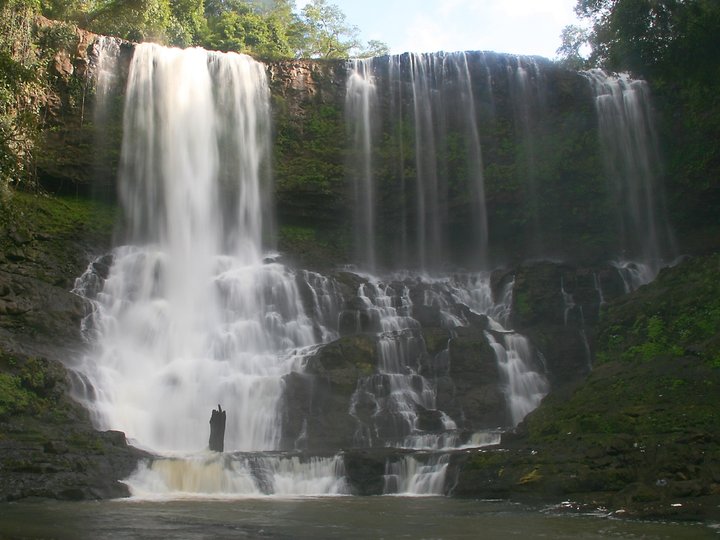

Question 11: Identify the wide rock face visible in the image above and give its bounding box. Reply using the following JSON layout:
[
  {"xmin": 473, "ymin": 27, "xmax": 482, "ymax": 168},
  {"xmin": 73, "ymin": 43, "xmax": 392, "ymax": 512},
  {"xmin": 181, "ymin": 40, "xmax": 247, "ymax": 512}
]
[
  {"xmin": 0, "ymin": 194, "xmax": 143, "ymax": 501},
  {"xmin": 45, "ymin": 37, "xmax": 633, "ymax": 270}
]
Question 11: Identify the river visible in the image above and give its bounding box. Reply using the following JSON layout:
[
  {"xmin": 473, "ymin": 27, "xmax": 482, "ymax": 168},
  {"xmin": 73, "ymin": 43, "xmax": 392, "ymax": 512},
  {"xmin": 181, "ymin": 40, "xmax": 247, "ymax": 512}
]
[{"xmin": 0, "ymin": 497, "xmax": 715, "ymax": 539}]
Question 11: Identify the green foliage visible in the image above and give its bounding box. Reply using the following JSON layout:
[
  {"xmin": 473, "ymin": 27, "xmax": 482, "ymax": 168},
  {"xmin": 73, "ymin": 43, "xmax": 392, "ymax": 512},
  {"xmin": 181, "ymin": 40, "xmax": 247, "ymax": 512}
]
[
  {"xmin": 556, "ymin": 24, "xmax": 590, "ymax": 69},
  {"xmin": 0, "ymin": 0, "xmax": 43, "ymax": 193},
  {"xmin": 623, "ymin": 315, "xmax": 683, "ymax": 361},
  {"xmin": 0, "ymin": 373, "xmax": 31, "ymax": 418},
  {"xmin": 32, "ymin": 0, "xmax": 387, "ymax": 59},
  {"xmin": 87, "ymin": 0, "xmax": 172, "ymax": 42},
  {"xmin": 204, "ymin": 1, "xmax": 295, "ymax": 59},
  {"xmin": 598, "ymin": 254, "xmax": 720, "ymax": 367},
  {"xmin": 168, "ymin": 0, "xmax": 207, "ymax": 46},
  {"xmin": 297, "ymin": 0, "xmax": 359, "ymax": 59}
]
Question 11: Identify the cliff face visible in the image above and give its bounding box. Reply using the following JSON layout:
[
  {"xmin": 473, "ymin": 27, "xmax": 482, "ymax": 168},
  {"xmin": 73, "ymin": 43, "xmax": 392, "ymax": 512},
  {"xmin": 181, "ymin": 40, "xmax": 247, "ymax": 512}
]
[{"xmin": 39, "ymin": 39, "xmax": 638, "ymax": 270}]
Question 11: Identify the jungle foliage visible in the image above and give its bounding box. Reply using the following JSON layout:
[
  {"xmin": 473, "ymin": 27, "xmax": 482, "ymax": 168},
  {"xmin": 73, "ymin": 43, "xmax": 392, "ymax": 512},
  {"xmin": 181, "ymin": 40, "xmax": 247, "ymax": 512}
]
[{"xmin": 34, "ymin": 0, "xmax": 388, "ymax": 59}]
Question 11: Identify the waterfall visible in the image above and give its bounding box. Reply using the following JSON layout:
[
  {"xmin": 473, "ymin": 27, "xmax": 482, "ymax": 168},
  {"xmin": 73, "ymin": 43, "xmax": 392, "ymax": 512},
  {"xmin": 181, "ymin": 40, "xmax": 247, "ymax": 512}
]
[
  {"xmin": 74, "ymin": 44, "xmax": 335, "ymax": 457},
  {"xmin": 585, "ymin": 69, "xmax": 674, "ymax": 282},
  {"xmin": 508, "ymin": 56, "xmax": 546, "ymax": 256},
  {"xmin": 126, "ymin": 454, "xmax": 348, "ymax": 498},
  {"xmin": 383, "ymin": 454, "xmax": 449, "ymax": 496},
  {"xmin": 348, "ymin": 273, "xmax": 547, "ymax": 447},
  {"xmin": 345, "ymin": 52, "xmax": 490, "ymax": 270},
  {"xmin": 90, "ymin": 36, "xmax": 122, "ymax": 200},
  {"xmin": 346, "ymin": 59, "xmax": 378, "ymax": 272}
]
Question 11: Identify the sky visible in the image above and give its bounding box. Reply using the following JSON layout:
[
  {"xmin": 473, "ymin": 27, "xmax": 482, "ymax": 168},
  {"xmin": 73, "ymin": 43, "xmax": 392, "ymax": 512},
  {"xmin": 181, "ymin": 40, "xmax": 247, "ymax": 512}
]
[{"xmin": 295, "ymin": 0, "xmax": 581, "ymax": 59}]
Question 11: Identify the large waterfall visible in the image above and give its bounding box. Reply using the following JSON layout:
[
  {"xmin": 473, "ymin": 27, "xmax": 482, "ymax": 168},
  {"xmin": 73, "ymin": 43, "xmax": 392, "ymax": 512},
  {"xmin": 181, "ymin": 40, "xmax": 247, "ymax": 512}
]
[
  {"xmin": 75, "ymin": 44, "xmax": 334, "ymax": 459},
  {"xmin": 70, "ymin": 42, "xmax": 675, "ymax": 499}
]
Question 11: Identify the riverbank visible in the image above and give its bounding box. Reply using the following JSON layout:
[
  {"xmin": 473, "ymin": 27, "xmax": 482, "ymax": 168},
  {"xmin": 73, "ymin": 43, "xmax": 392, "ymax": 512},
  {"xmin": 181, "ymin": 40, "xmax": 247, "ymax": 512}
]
[{"xmin": 451, "ymin": 253, "xmax": 720, "ymax": 521}]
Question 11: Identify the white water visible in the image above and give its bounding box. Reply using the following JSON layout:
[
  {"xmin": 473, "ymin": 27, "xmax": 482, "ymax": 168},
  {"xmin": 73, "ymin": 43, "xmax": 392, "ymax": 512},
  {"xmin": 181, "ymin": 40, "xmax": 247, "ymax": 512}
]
[
  {"xmin": 75, "ymin": 44, "xmax": 335, "ymax": 462},
  {"xmin": 126, "ymin": 454, "xmax": 348, "ymax": 499},
  {"xmin": 348, "ymin": 273, "xmax": 547, "ymax": 448},
  {"xmin": 383, "ymin": 454, "xmax": 449, "ymax": 495}
]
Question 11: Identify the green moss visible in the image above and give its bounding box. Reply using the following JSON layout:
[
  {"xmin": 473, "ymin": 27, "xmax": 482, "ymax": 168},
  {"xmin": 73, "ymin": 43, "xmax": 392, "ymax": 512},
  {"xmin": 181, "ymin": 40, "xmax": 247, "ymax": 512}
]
[
  {"xmin": 623, "ymin": 315, "xmax": 684, "ymax": 361},
  {"xmin": 514, "ymin": 291, "xmax": 531, "ymax": 317},
  {"xmin": 0, "ymin": 373, "xmax": 32, "ymax": 418}
]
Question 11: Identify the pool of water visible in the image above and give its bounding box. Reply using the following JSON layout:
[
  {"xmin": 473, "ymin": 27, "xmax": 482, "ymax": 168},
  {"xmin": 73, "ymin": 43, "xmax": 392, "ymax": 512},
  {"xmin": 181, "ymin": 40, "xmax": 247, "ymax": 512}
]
[{"xmin": 0, "ymin": 497, "xmax": 715, "ymax": 539}]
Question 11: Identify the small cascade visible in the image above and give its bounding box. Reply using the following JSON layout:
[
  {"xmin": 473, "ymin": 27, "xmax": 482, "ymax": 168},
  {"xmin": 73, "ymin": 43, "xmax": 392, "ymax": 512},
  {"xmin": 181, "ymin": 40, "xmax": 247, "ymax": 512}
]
[
  {"xmin": 125, "ymin": 453, "xmax": 348, "ymax": 499},
  {"xmin": 348, "ymin": 272, "xmax": 547, "ymax": 445},
  {"xmin": 558, "ymin": 276, "xmax": 593, "ymax": 371},
  {"xmin": 585, "ymin": 69, "xmax": 674, "ymax": 275},
  {"xmin": 349, "ymin": 281, "xmax": 444, "ymax": 447},
  {"xmin": 612, "ymin": 259, "xmax": 657, "ymax": 292},
  {"xmin": 297, "ymin": 270, "xmax": 343, "ymax": 343},
  {"xmin": 485, "ymin": 327, "xmax": 548, "ymax": 426},
  {"xmin": 383, "ymin": 454, "xmax": 449, "ymax": 496},
  {"xmin": 92, "ymin": 36, "xmax": 121, "ymax": 104},
  {"xmin": 90, "ymin": 36, "xmax": 123, "ymax": 199},
  {"xmin": 593, "ymin": 272, "xmax": 606, "ymax": 307},
  {"xmin": 560, "ymin": 276, "xmax": 576, "ymax": 326}
]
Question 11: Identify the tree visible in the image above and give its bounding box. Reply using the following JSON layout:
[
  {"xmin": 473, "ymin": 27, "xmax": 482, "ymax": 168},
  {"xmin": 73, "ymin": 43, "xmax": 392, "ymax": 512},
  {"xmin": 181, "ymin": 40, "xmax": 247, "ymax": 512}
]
[
  {"xmin": 203, "ymin": 0, "xmax": 296, "ymax": 58},
  {"xmin": 556, "ymin": 24, "xmax": 589, "ymax": 69},
  {"xmin": 358, "ymin": 39, "xmax": 389, "ymax": 58},
  {"xmin": 168, "ymin": 0, "xmax": 208, "ymax": 47},
  {"xmin": 567, "ymin": 0, "xmax": 720, "ymax": 79},
  {"xmin": 87, "ymin": 0, "xmax": 172, "ymax": 42},
  {"xmin": 296, "ymin": 0, "xmax": 388, "ymax": 59}
]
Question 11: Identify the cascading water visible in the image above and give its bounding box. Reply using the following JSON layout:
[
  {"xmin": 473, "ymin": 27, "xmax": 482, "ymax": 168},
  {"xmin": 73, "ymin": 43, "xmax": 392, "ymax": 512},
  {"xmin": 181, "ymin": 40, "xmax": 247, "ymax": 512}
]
[
  {"xmin": 347, "ymin": 274, "xmax": 547, "ymax": 440},
  {"xmin": 74, "ymin": 43, "xmax": 345, "ymax": 496},
  {"xmin": 342, "ymin": 272, "xmax": 546, "ymax": 494},
  {"xmin": 585, "ymin": 69, "xmax": 674, "ymax": 284}
]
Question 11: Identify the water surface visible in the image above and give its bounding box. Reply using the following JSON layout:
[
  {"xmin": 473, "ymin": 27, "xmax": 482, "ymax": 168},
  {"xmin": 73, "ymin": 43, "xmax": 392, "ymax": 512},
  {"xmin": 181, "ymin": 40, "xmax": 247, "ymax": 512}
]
[{"xmin": 0, "ymin": 497, "xmax": 714, "ymax": 539}]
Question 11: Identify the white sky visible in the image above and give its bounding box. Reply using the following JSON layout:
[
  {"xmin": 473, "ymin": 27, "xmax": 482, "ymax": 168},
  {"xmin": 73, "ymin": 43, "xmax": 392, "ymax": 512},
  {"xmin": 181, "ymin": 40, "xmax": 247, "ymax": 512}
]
[{"xmin": 296, "ymin": 0, "xmax": 581, "ymax": 59}]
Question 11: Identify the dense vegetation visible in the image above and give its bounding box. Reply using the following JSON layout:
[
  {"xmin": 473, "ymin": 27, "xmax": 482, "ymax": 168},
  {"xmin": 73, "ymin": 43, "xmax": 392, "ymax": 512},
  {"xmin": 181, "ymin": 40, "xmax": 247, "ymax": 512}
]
[{"xmin": 33, "ymin": 0, "xmax": 388, "ymax": 59}]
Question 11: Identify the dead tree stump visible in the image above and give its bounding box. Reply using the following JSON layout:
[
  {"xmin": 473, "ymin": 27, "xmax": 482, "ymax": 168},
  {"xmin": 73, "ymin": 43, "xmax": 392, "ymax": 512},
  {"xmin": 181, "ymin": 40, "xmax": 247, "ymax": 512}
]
[{"xmin": 209, "ymin": 404, "xmax": 226, "ymax": 452}]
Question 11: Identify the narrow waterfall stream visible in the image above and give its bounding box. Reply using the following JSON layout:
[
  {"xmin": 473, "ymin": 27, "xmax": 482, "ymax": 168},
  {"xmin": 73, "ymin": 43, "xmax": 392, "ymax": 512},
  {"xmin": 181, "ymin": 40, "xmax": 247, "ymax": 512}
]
[{"xmin": 584, "ymin": 69, "xmax": 675, "ymax": 283}]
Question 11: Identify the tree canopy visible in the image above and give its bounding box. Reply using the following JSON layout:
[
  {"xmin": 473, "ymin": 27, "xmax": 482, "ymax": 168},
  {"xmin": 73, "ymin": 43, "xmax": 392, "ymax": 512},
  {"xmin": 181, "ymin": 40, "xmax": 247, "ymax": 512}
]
[
  {"xmin": 34, "ymin": 0, "xmax": 389, "ymax": 59},
  {"xmin": 560, "ymin": 0, "xmax": 720, "ymax": 81}
]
